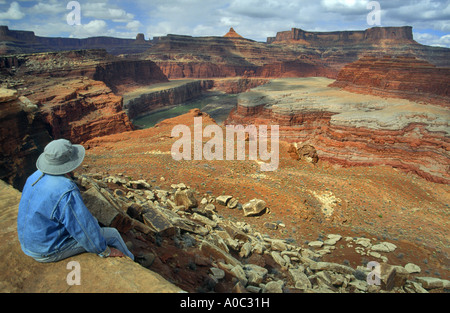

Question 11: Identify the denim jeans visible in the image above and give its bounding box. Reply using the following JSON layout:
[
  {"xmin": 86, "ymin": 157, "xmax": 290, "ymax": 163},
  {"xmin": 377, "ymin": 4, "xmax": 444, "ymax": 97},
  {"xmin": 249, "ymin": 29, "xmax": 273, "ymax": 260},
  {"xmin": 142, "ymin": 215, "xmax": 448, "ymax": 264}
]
[{"xmin": 32, "ymin": 227, "xmax": 134, "ymax": 262}]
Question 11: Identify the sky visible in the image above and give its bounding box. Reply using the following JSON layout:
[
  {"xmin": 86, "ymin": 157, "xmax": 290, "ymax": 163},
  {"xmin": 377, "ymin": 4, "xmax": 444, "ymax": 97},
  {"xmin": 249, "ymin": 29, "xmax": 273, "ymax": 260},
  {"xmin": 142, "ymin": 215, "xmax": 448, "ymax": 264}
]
[{"xmin": 0, "ymin": 0, "xmax": 449, "ymax": 47}]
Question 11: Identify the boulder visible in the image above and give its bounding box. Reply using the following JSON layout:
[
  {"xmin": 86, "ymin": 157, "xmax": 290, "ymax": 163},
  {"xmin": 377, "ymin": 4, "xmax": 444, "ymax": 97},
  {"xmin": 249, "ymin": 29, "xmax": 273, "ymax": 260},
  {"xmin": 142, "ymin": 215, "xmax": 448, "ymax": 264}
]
[
  {"xmin": 174, "ymin": 189, "xmax": 198, "ymax": 210},
  {"xmin": 82, "ymin": 185, "xmax": 134, "ymax": 233},
  {"xmin": 216, "ymin": 195, "xmax": 232, "ymax": 206},
  {"xmin": 415, "ymin": 277, "xmax": 450, "ymax": 290},
  {"xmin": 242, "ymin": 199, "xmax": 267, "ymax": 217},
  {"xmin": 289, "ymin": 268, "xmax": 312, "ymax": 290},
  {"xmin": 371, "ymin": 242, "xmax": 397, "ymax": 253},
  {"xmin": 141, "ymin": 207, "xmax": 176, "ymax": 237},
  {"xmin": 243, "ymin": 264, "xmax": 268, "ymax": 285},
  {"xmin": 404, "ymin": 263, "xmax": 421, "ymax": 274},
  {"xmin": 263, "ymin": 280, "xmax": 284, "ymax": 293}
]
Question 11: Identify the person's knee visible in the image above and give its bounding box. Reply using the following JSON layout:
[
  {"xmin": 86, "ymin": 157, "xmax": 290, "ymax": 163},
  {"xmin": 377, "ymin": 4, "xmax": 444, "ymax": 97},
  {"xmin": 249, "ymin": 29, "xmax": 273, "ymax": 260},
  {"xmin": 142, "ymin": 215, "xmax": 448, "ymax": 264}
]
[{"xmin": 101, "ymin": 227, "xmax": 120, "ymax": 238}]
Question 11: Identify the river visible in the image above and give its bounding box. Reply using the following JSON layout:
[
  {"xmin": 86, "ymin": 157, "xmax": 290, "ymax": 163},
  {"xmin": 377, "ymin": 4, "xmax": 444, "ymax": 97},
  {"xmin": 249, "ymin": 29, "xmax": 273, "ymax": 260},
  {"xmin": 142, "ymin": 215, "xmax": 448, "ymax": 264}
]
[{"xmin": 132, "ymin": 90, "xmax": 238, "ymax": 129}]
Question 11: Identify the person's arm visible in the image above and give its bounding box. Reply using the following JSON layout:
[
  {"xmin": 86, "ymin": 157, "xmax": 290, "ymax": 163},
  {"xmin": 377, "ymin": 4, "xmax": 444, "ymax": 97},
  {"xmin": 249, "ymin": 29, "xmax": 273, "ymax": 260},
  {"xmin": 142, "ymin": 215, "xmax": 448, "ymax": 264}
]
[{"xmin": 57, "ymin": 187, "xmax": 109, "ymax": 256}]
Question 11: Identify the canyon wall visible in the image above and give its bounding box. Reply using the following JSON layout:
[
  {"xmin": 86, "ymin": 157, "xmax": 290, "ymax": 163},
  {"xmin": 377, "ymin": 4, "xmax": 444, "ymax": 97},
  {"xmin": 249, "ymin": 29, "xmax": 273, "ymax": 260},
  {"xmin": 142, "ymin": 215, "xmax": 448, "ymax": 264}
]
[
  {"xmin": 225, "ymin": 78, "xmax": 449, "ymax": 184},
  {"xmin": 267, "ymin": 26, "xmax": 415, "ymax": 45},
  {"xmin": 0, "ymin": 49, "xmax": 169, "ymax": 188},
  {"xmin": 124, "ymin": 77, "xmax": 271, "ymax": 120},
  {"xmin": 329, "ymin": 55, "xmax": 450, "ymax": 106},
  {"xmin": 4, "ymin": 50, "xmax": 171, "ymax": 142},
  {"xmin": 0, "ymin": 26, "xmax": 151, "ymax": 55},
  {"xmin": 0, "ymin": 89, "xmax": 52, "ymax": 190},
  {"xmin": 125, "ymin": 80, "xmax": 214, "ymax": 119},
  {"xmin": 31, "ymin": 78, "xmax": 135, "ymax": 144},
  {"xmin": 146, "ymin": 33, "xmax": 337, "ymax": 79}
]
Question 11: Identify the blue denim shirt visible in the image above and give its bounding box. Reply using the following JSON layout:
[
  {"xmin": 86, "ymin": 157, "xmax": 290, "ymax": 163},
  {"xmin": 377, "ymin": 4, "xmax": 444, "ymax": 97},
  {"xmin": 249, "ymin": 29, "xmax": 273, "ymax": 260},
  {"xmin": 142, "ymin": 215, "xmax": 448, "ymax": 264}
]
[{"xmin": 17, "ymin": 170, "xmax": 107, "ymax": 259}]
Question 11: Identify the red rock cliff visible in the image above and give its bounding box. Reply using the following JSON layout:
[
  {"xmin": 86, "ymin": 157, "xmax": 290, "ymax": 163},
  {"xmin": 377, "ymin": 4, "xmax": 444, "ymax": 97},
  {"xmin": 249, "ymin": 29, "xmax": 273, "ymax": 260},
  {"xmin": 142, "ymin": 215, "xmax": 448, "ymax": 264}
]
[
  {"xmin": 225, "ymin": 78, "xmax": 449, "ymax": 184},
  {"xmin": 1, "ymin": 50, "xmax": 169, "ymax": 144},
  {"xmin": 330, "ymin": 55, "xmax": 450, "ymax": 106},
  {"xmin": 0, "ymin": 89, "xmax": 52, "ymax": 190},
  {"xmin": 0, "ymin": 25, "xmax": 152, "ymax": 55},
  {"xmin": 267, "ymin": 26, "xmax": 415, "ymax": 45}
]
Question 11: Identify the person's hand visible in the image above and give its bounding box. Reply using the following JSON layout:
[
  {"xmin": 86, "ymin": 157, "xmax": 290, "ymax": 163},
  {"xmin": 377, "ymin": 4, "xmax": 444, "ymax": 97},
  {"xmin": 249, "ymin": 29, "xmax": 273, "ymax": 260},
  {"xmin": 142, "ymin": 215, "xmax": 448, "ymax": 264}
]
[{"xmin": 109, "ymin": 248, "xmax": 125, "ymax": 257}]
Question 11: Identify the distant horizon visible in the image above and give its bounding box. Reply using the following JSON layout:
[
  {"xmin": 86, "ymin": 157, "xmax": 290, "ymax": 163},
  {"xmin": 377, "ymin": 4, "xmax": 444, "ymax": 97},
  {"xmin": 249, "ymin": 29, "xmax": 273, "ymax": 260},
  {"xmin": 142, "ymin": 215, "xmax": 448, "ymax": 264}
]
[
  {"xmin": 0, "ymin": 0, "xmax": 449, "ymax": 47},
  {"xmin": 0, "ymin": 23, "xmax": 430, "ymax": 45}
]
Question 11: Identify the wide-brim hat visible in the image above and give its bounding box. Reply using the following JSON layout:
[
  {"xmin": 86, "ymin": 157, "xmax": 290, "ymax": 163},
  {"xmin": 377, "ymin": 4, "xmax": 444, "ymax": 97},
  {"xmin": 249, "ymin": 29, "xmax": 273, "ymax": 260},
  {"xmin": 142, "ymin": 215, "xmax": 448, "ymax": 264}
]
[{"xmin": 36, "ymin": 139, "xmax": 85, "ymax": 175}]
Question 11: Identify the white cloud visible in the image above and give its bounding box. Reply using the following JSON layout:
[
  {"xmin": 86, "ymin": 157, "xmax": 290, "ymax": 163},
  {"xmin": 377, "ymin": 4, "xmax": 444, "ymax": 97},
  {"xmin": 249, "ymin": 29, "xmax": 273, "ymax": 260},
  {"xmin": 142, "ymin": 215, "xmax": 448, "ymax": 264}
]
[
  {"xmin": 30, "ymin": 1, "xmax": 66, "ymax": 15},
  {"xmin": 414, "ymin": 32, "xmax": 450, "ymax": 47},
  {"xmin": 83, "ymin": 2, "xmax": 134, "ymax": 23},
  {"xmin": 0, "ymin": 1, "xmax": 25, "ymax": 20},
  {"xmin": 126, "ymin": 20, "xmax": 143, "ymax": 32},
  {"xmin": 70, "ymin": 19, "xmax": 108, "ymax": 38}
]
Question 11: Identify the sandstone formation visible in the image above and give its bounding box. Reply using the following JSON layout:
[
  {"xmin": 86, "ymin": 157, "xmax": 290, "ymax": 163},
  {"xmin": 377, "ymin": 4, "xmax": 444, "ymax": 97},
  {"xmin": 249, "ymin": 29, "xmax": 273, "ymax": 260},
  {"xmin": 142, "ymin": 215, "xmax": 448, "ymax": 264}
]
[
  {"xmin": 146, "ymin": 26, "xmax": 449, "ymax": 79},
  {"xmin": 266, "ymin": 26, "xmax": 449, "ymax": 71},
  {"xmin": 0, "ymin": 49, "xmax": 169, "ymax": 189},
  {"xmin": 211, "ymin": 77, "xmax": 270, "ymax": 94},
  {"xmin": 224, "ymin": 28, "xmax": 244, "ymax": 39},
  {"xmin": 124, "ymin": 80, "xmax": 214, "ymax": 119},
  {"xmin": 146, "ymin": 33, "xmax": 336, "ymax": 79},
  {"xmin": 267, "ymin": 26, "xmax": 416, "ymax": 45},
  {"xmin": 0, "ymin": 88, "xmax": 51, "ymax": 190},
  {"xmin": 329, "ymin": 55, "xmax": 450, "ymax": 106},
  {"xmin": 0, "ymin": 179, "xmax": 183, "ymax": 293},
  {"xmin": 3, "ymin": 25, "xmax": 449, "ymax": 80},
  {"xmin": 0, "ymin": 49, "xmax": 169, "ymax": 142},
  {"xmin": 0, "ymin": 25, "xmax": 152, "ymax": 55},
  {"xmin": 123, "ymin": 78, "xmax": 270, "ymax": 120},
  {"xmin": 225, "ymin": 77, "xmax": 449, "ymax": 184}
]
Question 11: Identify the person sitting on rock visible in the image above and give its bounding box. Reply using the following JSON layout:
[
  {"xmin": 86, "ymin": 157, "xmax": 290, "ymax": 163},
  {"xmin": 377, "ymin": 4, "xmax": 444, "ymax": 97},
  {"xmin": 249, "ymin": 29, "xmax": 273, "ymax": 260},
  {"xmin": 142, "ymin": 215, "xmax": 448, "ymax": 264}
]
[{"xmin": 17, "ymin": 139, "xmax": 135, "ymax": 263}]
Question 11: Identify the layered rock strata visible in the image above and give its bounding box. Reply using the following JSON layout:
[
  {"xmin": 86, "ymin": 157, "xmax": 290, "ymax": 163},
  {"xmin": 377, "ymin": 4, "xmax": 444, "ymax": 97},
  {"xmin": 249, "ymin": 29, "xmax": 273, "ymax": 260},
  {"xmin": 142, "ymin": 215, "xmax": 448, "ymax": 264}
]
[
  {"xmin": 123, "ymin": 78, "xmax": 271, "ymax": 120},
  {"xmin": 124, "ymin": 80, "xmax": 214, "ymax": 119},
  {"xmin": 267, "ymin": 26, "xmax": 416, "ymax": 45},
  {"xmin": 225, "ymin": 78, "xmax": 449, "ymax": 184},
  {"xmin": 28, "ymin": 78, "xmax": 134, "ymax": 144},
  {"xmin": 0, "ymin": 25, "xmax": 152, "ymax": 55},
  {"xmin": 329, "ymin": 55, "xmax": 450, "ymax": 106},
  {"xmin": 0, "ymin": 50, "xmax": 169, "ymax": 187},
  {"xmin": 0, "ymin": 49, "xmax": 169, "ymax": 143},
  {"xmin": 1, "ymin": 49, "xmax": 169, "ymax": 92},
  {"xmin": 0, "ymin": 89, "xmax": 51, "ymax": 190},
  {"xmin": 146, "ymin": 34, "xmax": 336, "ymax": 79}
]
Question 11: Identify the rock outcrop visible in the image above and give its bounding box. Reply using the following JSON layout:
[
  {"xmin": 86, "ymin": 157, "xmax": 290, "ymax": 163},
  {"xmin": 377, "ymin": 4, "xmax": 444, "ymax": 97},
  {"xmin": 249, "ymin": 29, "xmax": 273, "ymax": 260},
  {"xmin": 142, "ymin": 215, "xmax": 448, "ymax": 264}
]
[
  {"xmin": 0, "ymin": 49, "xmax": 170, "ymax": 187},
  {"xmin": 32, "ymin": 78, "xmax": 134, "ymax": 144},
  {"xmin": 146, "ymin": 33, "xmax": 337, "ymax": 79},
  {"xmin": 12, "ymin": 171, "xmax": 444, "ymax": 293},
  {"xmin": 329, "ymin": 55, "xmax": 450, "ymax": 106},
  {"xmin": 0, "ymin": 88, "xmax": 51, "ymax": 190},
  {"xmin": 124, "ymin": 80, "xmax": 214, "ymax": 119},
  {"xmin": 0, "ymin": 25, "xmax": 152, "ymax": 55},
  {"xmin": 267, "ymin": 26, "xmax": 416, "ymax": 45},
  {"xmin": 226, "ymin": 77, "xmax": 449, "ymax": 184},
  {"xmin": 0, "ymin": 179, "xmax": 183, "ymax": 293},
  {"xmin": 224, "ymin": 28, "xmax": 244, "ymax": 39},
  {"xmin": 146, "ymin": 26, "xmax": 449, "ymax": 79},
  {"xmin": 0, "ymin": 50, "xmax": 170, "ymax": 144}
]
